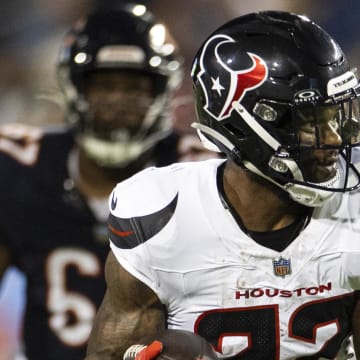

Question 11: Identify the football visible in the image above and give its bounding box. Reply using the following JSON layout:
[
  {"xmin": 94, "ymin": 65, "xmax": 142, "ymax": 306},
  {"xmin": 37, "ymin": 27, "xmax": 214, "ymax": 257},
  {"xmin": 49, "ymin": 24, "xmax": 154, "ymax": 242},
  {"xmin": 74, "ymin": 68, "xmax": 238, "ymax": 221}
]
[{"xmin": 138, "ymin": 329, "xmax": 218, "ymax": 360}]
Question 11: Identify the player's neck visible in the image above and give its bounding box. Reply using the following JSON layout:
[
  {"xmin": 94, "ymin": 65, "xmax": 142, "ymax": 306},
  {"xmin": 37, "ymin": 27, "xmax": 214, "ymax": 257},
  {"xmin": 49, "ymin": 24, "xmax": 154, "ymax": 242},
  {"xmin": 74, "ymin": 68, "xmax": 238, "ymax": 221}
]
[
  {"xmin": 222, "ymin": 161, "xmax": 307, "ymax": 232},
  {"xmin": 75, "ymin": 147, "xmax": 152, "ymax": 199},
  {"xmin": 69, "ymin": 148, "xmax": 119, "ymax": 199}
]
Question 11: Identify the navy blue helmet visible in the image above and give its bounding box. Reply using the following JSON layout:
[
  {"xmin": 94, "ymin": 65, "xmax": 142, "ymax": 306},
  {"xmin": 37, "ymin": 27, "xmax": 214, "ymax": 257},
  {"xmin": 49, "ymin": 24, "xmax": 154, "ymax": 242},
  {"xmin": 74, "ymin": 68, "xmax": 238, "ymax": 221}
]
[{"xmin": 57, "ymin": 3, "xmax": 183, "ymax": 167}]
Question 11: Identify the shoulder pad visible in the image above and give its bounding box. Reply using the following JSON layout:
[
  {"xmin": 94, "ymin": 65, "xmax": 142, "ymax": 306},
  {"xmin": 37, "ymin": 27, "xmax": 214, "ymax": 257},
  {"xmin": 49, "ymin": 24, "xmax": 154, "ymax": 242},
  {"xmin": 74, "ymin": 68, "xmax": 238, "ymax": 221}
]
[
  {"xmin": 108, "ymin": 166, "xmax": 179, "ymax": 248},
  {"xmin": 0, "ymin": 123, "xmax": 43, "ymax": 166}
]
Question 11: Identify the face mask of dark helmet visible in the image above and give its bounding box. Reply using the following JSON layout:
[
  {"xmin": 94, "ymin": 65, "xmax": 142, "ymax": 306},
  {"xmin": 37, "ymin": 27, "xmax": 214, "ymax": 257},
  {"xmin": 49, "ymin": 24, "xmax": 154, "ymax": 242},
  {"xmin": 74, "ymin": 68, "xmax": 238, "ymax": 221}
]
[
  {"xmin": 191, "ymin": 10, "xmax": 360, "ymax": 207},
  {"xmin": 57, "ymin": 3, "xmax": 183, "ymax": 168}
]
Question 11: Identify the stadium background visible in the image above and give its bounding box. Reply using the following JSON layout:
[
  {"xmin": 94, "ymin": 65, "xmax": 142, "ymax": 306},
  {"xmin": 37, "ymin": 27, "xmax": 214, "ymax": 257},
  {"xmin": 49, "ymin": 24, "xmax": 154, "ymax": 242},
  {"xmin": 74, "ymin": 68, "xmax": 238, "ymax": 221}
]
[{"xmin": 0, "ymin": 0, "xmax": 359, "ymax": 358}]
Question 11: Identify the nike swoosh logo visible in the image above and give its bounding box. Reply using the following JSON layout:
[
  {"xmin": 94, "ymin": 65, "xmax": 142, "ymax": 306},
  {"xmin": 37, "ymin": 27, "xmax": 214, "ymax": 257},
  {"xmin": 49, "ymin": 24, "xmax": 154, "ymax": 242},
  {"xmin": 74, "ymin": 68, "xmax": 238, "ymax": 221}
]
[
  {"xmin": 109, "ymin": 193, "xmax": 178, "ymax": 249},
  {"xmin": 111, "ymin": 192, "xmax": 117, "ymax": 210}
]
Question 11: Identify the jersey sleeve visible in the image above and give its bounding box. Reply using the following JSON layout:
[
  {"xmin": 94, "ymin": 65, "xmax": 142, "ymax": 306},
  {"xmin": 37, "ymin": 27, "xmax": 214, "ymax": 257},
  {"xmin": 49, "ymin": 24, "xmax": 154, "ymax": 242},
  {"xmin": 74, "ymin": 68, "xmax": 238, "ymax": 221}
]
[{"xmin": 108, "ymin": 165, "xmax": 179, "ymax": 297}]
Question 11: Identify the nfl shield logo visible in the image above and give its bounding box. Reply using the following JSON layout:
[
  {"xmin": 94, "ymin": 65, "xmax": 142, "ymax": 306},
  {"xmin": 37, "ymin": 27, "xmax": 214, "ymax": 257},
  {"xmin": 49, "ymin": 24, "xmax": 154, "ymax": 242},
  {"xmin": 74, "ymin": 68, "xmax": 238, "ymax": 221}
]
[{"xmin": 273, "ymin": 257, "xmax": 291, "ymax": 277}]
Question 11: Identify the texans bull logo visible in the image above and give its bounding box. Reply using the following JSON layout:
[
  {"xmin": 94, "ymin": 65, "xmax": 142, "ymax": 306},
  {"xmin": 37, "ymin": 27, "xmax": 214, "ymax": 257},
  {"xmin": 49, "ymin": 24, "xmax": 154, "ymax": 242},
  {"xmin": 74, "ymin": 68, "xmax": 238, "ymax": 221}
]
[{"xmin": 196, "ymin": 34, "xmax": 268, "ymax": 121}]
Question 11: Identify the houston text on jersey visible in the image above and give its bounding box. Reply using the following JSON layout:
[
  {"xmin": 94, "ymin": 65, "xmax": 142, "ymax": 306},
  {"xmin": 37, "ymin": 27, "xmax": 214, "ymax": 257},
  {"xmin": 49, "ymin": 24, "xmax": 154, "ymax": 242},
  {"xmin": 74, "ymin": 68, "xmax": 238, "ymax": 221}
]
[{"xmin": 235, "ymin": 282, "xmax": 332, "ymax": 299}]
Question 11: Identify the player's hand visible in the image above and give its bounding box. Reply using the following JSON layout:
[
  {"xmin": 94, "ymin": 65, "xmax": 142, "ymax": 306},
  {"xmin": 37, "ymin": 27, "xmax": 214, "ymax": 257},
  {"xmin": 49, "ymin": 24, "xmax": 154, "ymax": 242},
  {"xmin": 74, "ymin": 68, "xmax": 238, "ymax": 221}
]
[{"xmin": 123, "ymin": 340, "xmax": 163, "ymax": 360}]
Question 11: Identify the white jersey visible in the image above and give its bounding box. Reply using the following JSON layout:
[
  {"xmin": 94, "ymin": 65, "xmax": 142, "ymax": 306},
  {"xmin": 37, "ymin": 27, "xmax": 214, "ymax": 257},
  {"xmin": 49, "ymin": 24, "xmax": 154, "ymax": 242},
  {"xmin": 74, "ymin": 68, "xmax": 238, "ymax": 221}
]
[{"xmin": 109, "ymin": 159, "xmax": 360, "ymax": 359}]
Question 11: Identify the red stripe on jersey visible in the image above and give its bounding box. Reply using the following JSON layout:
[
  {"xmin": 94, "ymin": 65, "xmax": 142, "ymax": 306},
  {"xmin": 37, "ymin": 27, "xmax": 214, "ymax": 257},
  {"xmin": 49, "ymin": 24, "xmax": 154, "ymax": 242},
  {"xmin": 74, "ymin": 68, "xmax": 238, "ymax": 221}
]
[{"xmin": 108, "ymin": 224, "xmax": 134, "ymax": 237}]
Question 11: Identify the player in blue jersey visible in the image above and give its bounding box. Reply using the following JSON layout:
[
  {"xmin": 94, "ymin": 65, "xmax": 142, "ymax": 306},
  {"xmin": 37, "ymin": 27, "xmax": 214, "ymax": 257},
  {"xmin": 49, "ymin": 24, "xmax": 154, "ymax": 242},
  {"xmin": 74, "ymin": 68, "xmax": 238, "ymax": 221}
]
[
  {"xmin": 0, "ymin": 3, "xmax": 214, "ymax": 359},
  {"xmin": 86, "ymin": 11, "xmax": 360, "ymax": 360}
]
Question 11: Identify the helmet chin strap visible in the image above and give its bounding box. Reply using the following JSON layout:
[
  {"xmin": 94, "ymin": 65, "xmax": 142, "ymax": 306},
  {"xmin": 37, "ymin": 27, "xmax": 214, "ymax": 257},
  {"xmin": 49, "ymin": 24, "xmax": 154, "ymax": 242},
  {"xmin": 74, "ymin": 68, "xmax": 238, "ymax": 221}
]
[
  {"xmin": 79, "ymin": 129, "xmax": 171, "ymax": 168},
  {"xmin": 243, "ymin": 161, "xmax": 337, "ymax": 207},
  {"xmin": 284, "ymin": 180, "xmax": 338, "ymax": 207}
]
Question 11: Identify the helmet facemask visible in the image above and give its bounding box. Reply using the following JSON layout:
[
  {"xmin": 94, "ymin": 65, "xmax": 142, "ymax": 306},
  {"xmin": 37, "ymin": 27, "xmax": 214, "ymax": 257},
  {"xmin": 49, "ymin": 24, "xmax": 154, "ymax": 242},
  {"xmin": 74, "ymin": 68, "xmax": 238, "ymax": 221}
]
[
  {"xmin": 73, "ymin": 70, "xmax": 172, "ymax": 168},
  {"xmin": 246, "ymin": 92, "xmax": 360, "ymax": 206}
]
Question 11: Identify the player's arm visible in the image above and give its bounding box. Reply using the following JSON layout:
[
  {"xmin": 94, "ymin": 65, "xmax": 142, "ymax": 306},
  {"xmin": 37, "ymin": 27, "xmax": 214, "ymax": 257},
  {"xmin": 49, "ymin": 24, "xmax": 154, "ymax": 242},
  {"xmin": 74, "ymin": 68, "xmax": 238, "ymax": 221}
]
[{"xmin": 86, "ymin": 251, "xmax": 166, "ymax": 359}]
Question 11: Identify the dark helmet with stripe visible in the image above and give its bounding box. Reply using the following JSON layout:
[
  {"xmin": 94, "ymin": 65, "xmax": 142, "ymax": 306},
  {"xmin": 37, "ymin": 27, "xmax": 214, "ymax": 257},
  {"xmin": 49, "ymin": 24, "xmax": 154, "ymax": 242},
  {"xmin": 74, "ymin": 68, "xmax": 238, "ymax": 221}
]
[{"xmin": 191, "ymin": 11, "xmax": 360, "ymax": 206}]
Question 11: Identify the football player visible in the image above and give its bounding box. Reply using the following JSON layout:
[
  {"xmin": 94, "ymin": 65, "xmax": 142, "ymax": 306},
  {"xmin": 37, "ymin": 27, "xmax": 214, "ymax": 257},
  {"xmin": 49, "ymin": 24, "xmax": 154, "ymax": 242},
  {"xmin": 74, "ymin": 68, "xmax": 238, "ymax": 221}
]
[
  {"xmin": 0, "ymin": 3, "xmax": 201, "ymax": 359},
  {"xmin": 86, "ymin": 10, "xmax": 360, "ymax": 360}
]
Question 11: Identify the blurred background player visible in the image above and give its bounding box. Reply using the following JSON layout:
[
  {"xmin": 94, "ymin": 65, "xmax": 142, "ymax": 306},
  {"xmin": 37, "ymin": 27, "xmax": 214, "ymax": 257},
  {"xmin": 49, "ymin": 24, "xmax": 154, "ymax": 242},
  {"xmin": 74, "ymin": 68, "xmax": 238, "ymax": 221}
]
[{"xmin": 0, "ymin": 3, "xmax": 217, "ymax": 359}]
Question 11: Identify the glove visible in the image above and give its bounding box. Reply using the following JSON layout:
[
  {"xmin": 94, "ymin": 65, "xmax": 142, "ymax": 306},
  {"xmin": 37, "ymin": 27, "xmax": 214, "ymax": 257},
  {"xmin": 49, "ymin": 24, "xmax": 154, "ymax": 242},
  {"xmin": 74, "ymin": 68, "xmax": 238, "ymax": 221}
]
[{"xmin": 123, "ymin": 340, "xmax": 163, "ymax": 360}]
